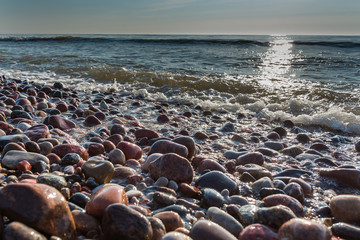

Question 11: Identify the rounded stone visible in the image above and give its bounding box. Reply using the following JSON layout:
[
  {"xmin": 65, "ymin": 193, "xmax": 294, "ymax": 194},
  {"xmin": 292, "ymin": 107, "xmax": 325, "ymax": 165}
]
[
  {"xmin": 162, "ymin": 232, "xmax": 192, "ymax": 240},
  {"xmin": 330, "ymin": 195, "xmax": 360, "ymax": 223},
  {"xmin": 148, "ymin": 140, "xmax": 188, "ymax": 158},
  {"xmin": 37, "ymin": 173, "xmax": 67, "ymax": 190},
  {"xmin": 0, "ymin": 134, "xmax": 30, "ymax": 151},
  {"xmin": 69, "ymin": 192, "xmax": 90, "ymax": 209},
  {"xmin": 319, "ymin": 169, "xmax": 360, "ymax": 189},
  {"xmin": 82, "ymin": 159, "xmax": 115, "ymax": 184},
  {"xmin": 24, "ymin": 124, "xmax": 50, "ymax": 141},
  {"xmin": 2, "ymin": 142, "xmax": 26, "ymax": 157},
  {"xmin": 134, "ymin": 128, "xmax": 159, "ymax": 139},
  {"xmin": 201, "ymin": 188, "xmax": 225, "ymax": 208},
  {"xmin": 189, "ymin": 220, "xmax": 237, "ymax": 240},
  {"xmin": 71, "ymin": 210, "xmax": 100, "ymax": 234},
  {"xmin": 207, "ymin": 207, "xmax": 243, "ymax": 237},
  {"xmin": 25, "ymin": 141, "xmax": 41, "ymax": 153},
  {"xmin": 172, "ymin": 136, "xmax": 196, "ymax": 160},
  {"xmin": 84, "ymin": 115, "xmax": 102, "ymax": 127},
  {"xmin": 237, "ymin": 164, "xmax": 272, "ymax": 180},
  {"xmin": 195, "ymin": 171, "xmax": 238, "ymax": 194},
  {"xmin": 263, "ymin": 194, "xmax": 304, "ymax": 217},
  {"xmin": 87, "ymin": 142, "xmax": 105, "ymax": 156},
  {"xmin": 43, "ymin": 115, "xmax": 76, "ymax": 131},
  {"xmin": 331, "ymin": 222, "xmax": 360, "ymax": 240},
  {"xmin": 149, "ymin": 153, "xmax": 194, "ymax": 183},
  {"xmin": 254, "ymin": 205, "xmax": 296, "ymax": 229},
  {"xmin": 153, "ymin": 211, "xmax": 184, "ymax": 232},
  {"xmin": 0, "ymin": 183, "xmax": 76, "ymax": 239},
  {"xmin": 61, "ymin": 153, "xmax": 82, "ymax": 165},
  {"xmin": 284, "ymin": 182, "xmax": 305, "ymax": 203},
  {"xmin": 278, "ymin": 218, "xmax": 331, "ymax": 240},
  {"xmin": 109, "ymin": 148, "xmax": 126, "ymax": 165},
  {"xmin": 4, "ymin": 221, "xmax": 47, "ymax": 240},
  {"xmin": 238, "ymin": 223, "xmax": 278, "ymax": 240},
  {"xmin": 102, "ymin": 203, "xmax": 153, "ymax": 240},
  {"xmin": 2, "ymin": 150, "xmax": 49, "ymax": 170},
  {"xmin": 85, "ymin": 184, "xmax": 128, "ymax": 218},
  {"xmin": 117, "ymin": 141, "xmax": 142, "ymax": 160},
  {"xmin": 52, "ymin": 144, "xmax": 89, "ymax": 160},
  {"xmin": 197, "ymin": 159, "xmax": 226, "ymax": 173},
  {"xmin": 110, "ymin": 124, "xmax": 126, "ymax": 135}
]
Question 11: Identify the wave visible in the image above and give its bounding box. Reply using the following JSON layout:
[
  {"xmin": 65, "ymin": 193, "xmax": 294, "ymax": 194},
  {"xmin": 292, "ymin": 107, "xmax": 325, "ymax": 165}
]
[
  {"xmin": 0, "ymin": 35, "xmax": 268, "ymax": 46},
  {"xmin": 293, "ymin": 40, "xmax": 360, "ymax": 48},
  {"xmin": 1, "ymin": 35, "xmax": 360, "ymax": 48}
]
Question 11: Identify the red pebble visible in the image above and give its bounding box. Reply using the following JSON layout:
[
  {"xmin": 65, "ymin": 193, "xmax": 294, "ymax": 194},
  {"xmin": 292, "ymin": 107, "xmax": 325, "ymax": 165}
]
[
  {"xmin": 17, "ymin": 160, "xmax": 32, "ymax": 172},
  {"xmin": 239, "ymin": 224, "xmax": 278, "ymax": 240},
  {"xmin": 127, "ymin": 174, "xmax": 143, "ymax": 186},
  {"xmin": 20, "ymin": 178, "xmax": 37, "ymax": 184}
]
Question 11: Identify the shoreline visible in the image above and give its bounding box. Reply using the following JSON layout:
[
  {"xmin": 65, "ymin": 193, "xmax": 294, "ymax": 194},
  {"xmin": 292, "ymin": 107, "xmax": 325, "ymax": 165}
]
[{"xmin": 0, "ymin": 75, "xmax": 360, "ymax": 239}]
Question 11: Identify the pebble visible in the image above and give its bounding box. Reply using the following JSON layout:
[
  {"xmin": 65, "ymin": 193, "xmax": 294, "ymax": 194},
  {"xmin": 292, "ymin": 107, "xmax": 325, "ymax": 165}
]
[
  {"xmin": 2, "ymin": 150, "xmax": 49, "ymax": 170},
  {"xmin": 284, "ymin": 182, "xmax": 305, "ymax": 203},
  {"xmin": 263, "ymin": 193, "xmax": 304, "ymax": 217},
  {"xmin": 331, "ymin": 222, "xmax": 360, "ymax": 240},
  {"xmin": 278, "ymin": 218, "xmax": 331, "ymax": 240},
  {"xmin": 4, "ymin": 221, "xmax": 47, "ymax": 240},
  {"xmin": 134, "ymin": 128, "xmax": 159, "ymax": 139},
  {"xmin": 69, "ymin": 192, "xmax": 90, "ymax": 208},
  {"xmin": 236, "ymin": 152, "xmax": 264, "ymax": 166},
  {"xmin": 81, "ymin": 158, "xmax": 115, "ymax": 184},
  {"xmin": 0, "ymin": 183, "xmax": 76, "ymax": 239},
  {"xmin": 72, "ymin": 209, "xmax": 100, "ymax": 234},
  {"xmin": 149, "ymin": 217, "xmax": 166, "ymax": 240},
  {"xmin": 196, "ymin": 171, "xmax": 238, "ymax": 194},
  {"xmin": 149, "ymin": 153, "xmax": 194, "ymax": 183},
  {"xmin": 43, "ymin": 115, "xmax": 76, "ymax": 130},
  {"xmin": 85, "ymin": 184, "xmax": 128, "ymax": 217},
  {"xmin": 52, "ymin": 144, "xmax": 89, "ymax": 160},
  {"xmin": 237, "ymin": 164, "xmax": 272, "ymax": 180},
  {"xmin": 254, "ymin": 205, "xmax": 296, "ymax": 229},
  {"xmin": 207, "ymin": 206, "xmax": 243, "ymax": 237},
  {"xmin": 201, "ymin": 188, "xmax": 225, "ymax": 208},
  {"xmin": 153, "ymin": 211, "xmax": 184, "ymax": 232},
  {"xmin": 24, "ymin": 124, "xmax": 50, "ymax": 141},
  {"xmin": 2, "ymin": 142, "xmax": 26, "ymax": 157},
  {"xmin": 330, "ymin": 195, "xmax": 360, "ymax": 223},
  {"xmin": 252, "ymin": 176, "xmax": 274, "ymax": 195},
  {"xmin": 162, "ymin": 232, "xmax": 192, "ymax": 240},
  {"xmin": 84, "ymin": 115, "xmax": 102, "ymax": 127},
  {"xmin": 264, "ymin": 141, "xmax": 284, "ymax": 151},
  {"xmin": 320, "ymin": 168, "xmax": 360, "ymax": 189},
  {"xmin": 172, "ymin": 136, "xmax": 196, "ymax": 160},
  {"xmin": 190, "ymin": 220, "xmax": 237, "ymax": 240},
  {"xmin": 0, "ymin": 134, "xmax": 30, "ymax": 151},
  {"xmin": 37, "ymin": 173, "xmax": 67, "ymax": 190},
  {"xmin": 117, "ymin": 141, "xmax": 143, "ymax": 160},
  {"xmin": 148, "ymin": 139, "xmax": 189, "ymax": 158},
  {"xmin": 102, "ymin": 203, "xmax": 153, "ymax": 240},
  {"xmin": 238, "ymin": 223, "xmax": 278, "ymax": 240}
]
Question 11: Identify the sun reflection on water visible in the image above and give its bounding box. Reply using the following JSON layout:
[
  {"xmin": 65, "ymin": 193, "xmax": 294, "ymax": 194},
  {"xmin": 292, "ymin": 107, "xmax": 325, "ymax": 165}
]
[{"xmin": 258, "ymin": 36, "xmax": 295, "ymax": 87}]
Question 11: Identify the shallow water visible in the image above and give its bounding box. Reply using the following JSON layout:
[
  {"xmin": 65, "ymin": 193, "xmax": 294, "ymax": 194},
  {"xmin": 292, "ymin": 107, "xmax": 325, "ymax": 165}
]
[{"xmin": 1, "ymin": 34, "xmax": 360, "ymax": 134}]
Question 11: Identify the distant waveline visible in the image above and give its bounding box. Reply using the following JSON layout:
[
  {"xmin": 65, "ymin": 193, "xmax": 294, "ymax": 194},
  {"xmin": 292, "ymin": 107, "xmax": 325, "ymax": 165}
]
[{"xmin": 0, "ymin": 35, "xmax": 359, "ymax": 48}]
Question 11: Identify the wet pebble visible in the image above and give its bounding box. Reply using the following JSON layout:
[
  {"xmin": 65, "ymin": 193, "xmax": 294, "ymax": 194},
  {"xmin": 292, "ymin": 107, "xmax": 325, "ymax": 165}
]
[
  {"xmin": 82, "ymin": 158, "xmax": 115, "ymax": 184},
  {"xmin": 190, "ymin": 220, "xmax": 237, "ymax": 240},
  {"xmin": 196, "ymin": 170, "xmax": 238, "ymax": 194},
  {"xmin": 330, "ymin": 195, "xmax": 360, "ymax": 223},
  {"xmin": 207, "ymin": 206, "xmax": 243, "ymax": 237},
  {"xmin": 331, "ymin": 222, "xmax": 360, "ymax": 240},
  {"xmin": 85, "ymin": 184, "xmax": 128, "ymax": 217},
  {"xmin": 102, "ymin": 203, "xmax": 153, "ymax": 240},
  {"xmin": 254, "ymin": 205, "xmax": 296, "ymax": 229},
  {"xmin": 278, "ymin": 218, "xmax": 331, "ymax": 240},
  {"xmin": 0, "ymin": 183, "xmax": 76, "ymax": 239},
  {"xmin": 238, "ymin": 223, "xmax": 278, "ymax": 240},
  {"xmin": 153, "ymin": 211, "xmax": 184, "ymax": 232}
]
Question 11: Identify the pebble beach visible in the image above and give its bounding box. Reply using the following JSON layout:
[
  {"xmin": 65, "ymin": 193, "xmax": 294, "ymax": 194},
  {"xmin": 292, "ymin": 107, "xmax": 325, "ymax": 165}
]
[{"xmin": 1, "ymin": 74, "xmax": 360, "ymax": 240}]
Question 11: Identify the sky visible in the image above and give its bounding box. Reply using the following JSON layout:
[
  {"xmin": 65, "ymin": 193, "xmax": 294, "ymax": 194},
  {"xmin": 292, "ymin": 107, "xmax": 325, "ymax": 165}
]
[{"xmin": 0, "ymin": 0, "xmax": 359, "ymax": 35}]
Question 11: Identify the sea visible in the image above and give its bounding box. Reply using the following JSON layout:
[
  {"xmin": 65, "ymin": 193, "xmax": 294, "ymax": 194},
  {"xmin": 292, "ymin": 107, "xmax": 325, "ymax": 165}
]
[{"xmin": 1, "ymin": 34, "xmax": 360, "ymax": 134}]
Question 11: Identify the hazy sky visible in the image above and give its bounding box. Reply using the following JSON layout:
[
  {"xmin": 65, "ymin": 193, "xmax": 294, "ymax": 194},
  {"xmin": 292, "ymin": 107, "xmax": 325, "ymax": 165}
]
[{"xmin": 1, "ymin": 0, "xmax": 359, "ymax": 35}]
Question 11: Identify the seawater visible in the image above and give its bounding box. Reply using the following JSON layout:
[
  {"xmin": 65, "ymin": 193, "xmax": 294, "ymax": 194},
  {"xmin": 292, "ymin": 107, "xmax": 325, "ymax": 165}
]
[{"xmin": 1, "ymin": 34, "xmax": 360, "ymax": 133}]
